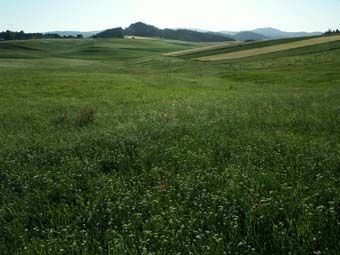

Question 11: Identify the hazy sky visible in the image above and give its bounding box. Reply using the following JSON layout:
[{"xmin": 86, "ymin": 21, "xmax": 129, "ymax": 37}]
[{"xmin": 1, "ymin": 0, "xmax": 340, "ymax": 32}]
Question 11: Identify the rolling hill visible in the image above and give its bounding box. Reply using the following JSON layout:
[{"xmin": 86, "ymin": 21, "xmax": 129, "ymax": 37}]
[
  {"xmin": 232, "ymin": 31, "xmax": 267, "ymax": 41},
  {"xmin": 1, "ymin": 35, "xmax": 340, "ymax": 255},
  {"xmin": 92, "ymin": 27, "xmax": 124, "ymax": 38},
  {"xmin": 163, "ymin": 36, "xmax": 316, "ymax": 59},
  {"xmin": 124, "ymin": 22, "xmax": 234, "ymax": 42},
  {"xmin": 253, "ymin": 27, "xmax": 322, "ymax": 39},
  {"xmin": 198, "ymin": 35, "xmax": 340, "ymax": 61},
  {"xmin": 219, "ymin": 27, "xmax": 322, "ymax": 40},
  {"xmin": 45, "ymin": 26, "xmax": 323, "ymax": 42},
  {"xmin": 90, "ymin": 22, "xmax": 234, "ymax": 42}
]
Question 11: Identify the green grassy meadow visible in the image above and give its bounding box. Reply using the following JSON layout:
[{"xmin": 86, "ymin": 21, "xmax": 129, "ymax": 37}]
[{"xmin": 1, "ymin": 38, "xmax": 340, "ymax": 254}]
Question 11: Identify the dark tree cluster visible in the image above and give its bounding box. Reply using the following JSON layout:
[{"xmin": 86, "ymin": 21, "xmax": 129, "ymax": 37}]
[
  {"xmin": 0, "ymin": 30, "xmax": 44, "ymax": 40},
  {"xmin": 325, "ymin": 29, "xmax": 340, "ymax": 35},
  {"xmin": 126, "ymin": 22, "xmax": 233, "ymax": 42},
  {"xmin": 124, "ymin": 22, "xmax": 160, "ymax": 37},
  {"xmin": 94, "ymin": 22, "xmax": 234, "ymax": 42},
  {"xmin": 0, "ymin": 30, "xmax": 83, "ymax": 41},
  {"xmin": 161, "ymin": 28, "xmax": 231, "ymax": 42},
  {"xmin": 92, "ymin": 27, "xmax": 124, "ymax": 38}
]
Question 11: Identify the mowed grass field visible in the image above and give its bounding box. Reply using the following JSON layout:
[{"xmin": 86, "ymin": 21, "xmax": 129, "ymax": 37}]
[{"xmin": 1, "ymin": 37, "xmax": 340, "ymax": 255}]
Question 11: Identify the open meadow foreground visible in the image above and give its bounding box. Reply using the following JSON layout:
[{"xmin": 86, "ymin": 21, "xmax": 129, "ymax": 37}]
[{"xmin": 1, "ymin": 36, "xmax": 340, "ymax": 255}]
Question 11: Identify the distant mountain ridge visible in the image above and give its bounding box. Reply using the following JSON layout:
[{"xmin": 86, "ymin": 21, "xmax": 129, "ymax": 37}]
[
  {"xmin": 48, "ymin": 25, "xmax": 323, "ymax": 42},
  {"xmin": 219, "ymin": 27, "xmax": 322, "ymax": 40},
  {"xmin": 232, "ymin": 31, "xmax": 267, "ymax": 41},
  {"xmin": 92, "ymin": 22, "xmax": 234, "ymax": 42},
  {"xmin": 252, "ymin": 27, "xmax": 322, "ymax": 39}
]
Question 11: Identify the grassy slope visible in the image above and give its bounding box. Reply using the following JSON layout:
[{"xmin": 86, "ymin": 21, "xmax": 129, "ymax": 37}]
[
  {"xmin": 165, "ymin": 36, "xmax": 322, "ymax": 59},
  {"xmin": 163, "ymin": 41, "xmax": 241, "ymax": 57},
  {"xmin": 1, "ymin": 38, "xmax": 340, "ymax": 255},
  {"xmin": 0, "ymin": 38, "xmax": 203, "ymax": 60},
  {"xmin": 199, "ymin": 35, "xmax": 340, "ymax": 61}
]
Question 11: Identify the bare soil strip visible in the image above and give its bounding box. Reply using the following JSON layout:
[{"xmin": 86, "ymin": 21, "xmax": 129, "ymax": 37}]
[
  {"xmin": 163, "ymin": 41, "xmax": 241, "ymax": 57},
  {"xmin": 197, "ymin": 35, "xmax": 340, "ymax": 61}
]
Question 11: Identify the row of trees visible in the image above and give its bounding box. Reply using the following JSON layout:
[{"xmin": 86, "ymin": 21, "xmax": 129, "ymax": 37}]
[
  {"xmin": 161, "ymin": 29, "xmax": 231, "ymax": 42},
  {"xmin": 93, "ymin": 22, "xmax": 234, "ymax": 42},
  {"xmin": 325, "ymin": 29, "xmax": 340, "ymax": 35},
  {"xmin": 0, "ymin": 30, "xmax": 83, "ymax": 41}
]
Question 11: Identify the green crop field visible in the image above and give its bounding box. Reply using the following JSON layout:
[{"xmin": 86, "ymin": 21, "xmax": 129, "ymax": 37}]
[
  {"xmin": 1, "ymin": 37, "xmax": 340, "ymax": 255},
  {"xmin": 164, "ymin": 36, "xmax": 321, "ymax": 59},
  {"xmin": 198, "ymin": 35, "xmax": 340, "ymax": 61}
]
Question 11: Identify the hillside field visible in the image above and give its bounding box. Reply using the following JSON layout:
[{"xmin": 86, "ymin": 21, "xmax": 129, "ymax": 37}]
[
  {"xmin": 162, "ymin": 41, "xmax": 241, "ymax": 57},
  {"xmin": 164, "ymin": 35, "xmax": 340, "ymax": 62},
  {"xmin": 1, "ymin": 37, "xmax": 340, "ymax": 255},
  {"xmin": 198, "ymin": 35, "xmax": 340, "ymax": 61}
]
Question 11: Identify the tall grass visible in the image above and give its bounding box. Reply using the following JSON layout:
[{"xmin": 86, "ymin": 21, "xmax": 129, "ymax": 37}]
[{"xmin": 0, "ymin": 38, "xmax": 340, "ymax": 254}]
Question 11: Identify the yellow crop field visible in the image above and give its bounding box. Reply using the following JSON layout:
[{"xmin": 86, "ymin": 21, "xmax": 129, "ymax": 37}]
[{"xmin": 198, "ymin": 35, "xmax": 340, "ymax": 61}]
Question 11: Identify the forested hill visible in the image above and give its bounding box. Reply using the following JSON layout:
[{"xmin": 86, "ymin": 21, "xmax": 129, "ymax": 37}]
[
  {"xmin": 92, "ymin": 28, "xmax": 125, "ymax": 38},
  {"xmin": 94, "ymin": 22, "xmax": 234, "ymax": 42},
  {"xmin": 0, "ymin": 22, "xmax": 234, "ymax": 42}
]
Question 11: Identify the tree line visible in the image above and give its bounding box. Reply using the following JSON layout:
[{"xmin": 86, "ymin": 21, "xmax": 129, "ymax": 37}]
[
  {"xmin": 325, "ymin": 29, "xmax": 340, "ymax": 35},
  {"xmin": 93, "ymin": 22, "xmax": 234, "ymax": 42},
  {"xmin": 92, "ymin": 28, "xmax": 124, "ymax": 38},
  {"xmin": 2, "ymin": 25, "xmax": 340, "ymax": 43},
  {"xmin": 0, "ymin": 30, "xmax": 83, "ymax": 41}
]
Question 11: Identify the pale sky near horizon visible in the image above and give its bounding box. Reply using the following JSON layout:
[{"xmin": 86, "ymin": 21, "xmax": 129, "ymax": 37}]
[{"xmin": 1, "ymin": 0, "xmax": 340, "ymax": 32}]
